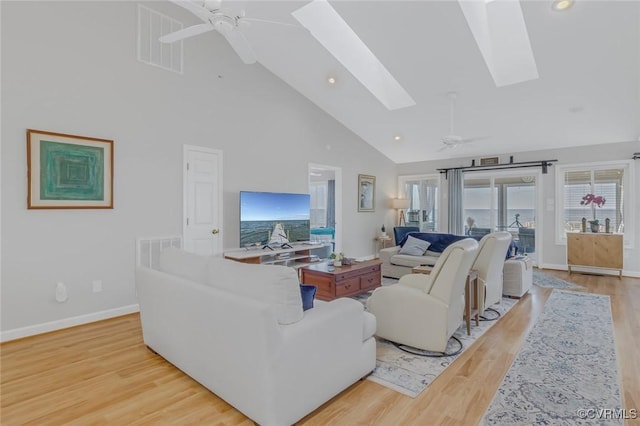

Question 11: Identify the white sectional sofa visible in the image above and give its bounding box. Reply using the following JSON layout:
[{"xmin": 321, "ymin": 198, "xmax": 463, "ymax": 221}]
[{"xmin": 135, "ymin": 248, "xmax": 376, "ymax": 426}]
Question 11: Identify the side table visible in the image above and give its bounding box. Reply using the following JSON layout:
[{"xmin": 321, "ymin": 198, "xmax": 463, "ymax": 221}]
[{"xmin": 374, "ymin": 235, "xmax": 392, "ymax": 256}]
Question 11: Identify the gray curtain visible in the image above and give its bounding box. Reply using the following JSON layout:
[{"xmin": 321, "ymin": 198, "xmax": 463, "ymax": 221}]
[
  {"xmin": 326, "ymin": 179, "xmax": 335, "ymax": 228},
  {"xmin": 447, "ymin": 170, "xmax": 464, "ymax": 235}
]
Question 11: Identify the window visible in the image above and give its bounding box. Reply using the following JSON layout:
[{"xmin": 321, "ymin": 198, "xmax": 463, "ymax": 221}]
[
  {"xmin": 463, "ymin": 177, "xmax": 497, "ymax": 230},
  {"xmin": 556, "ymin": 161, "xmax": 634, "ymax": 247},
  {"xmin": 463, "ymin": 173, "xmax": 538, "ymax": 261},
  {"xmin": 398, "ymin": 175, "xmax": 440, "ymax": 231}
]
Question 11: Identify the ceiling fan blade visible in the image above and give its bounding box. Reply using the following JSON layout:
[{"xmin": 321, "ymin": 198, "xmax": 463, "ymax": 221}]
[
  {"xmin": 159, "ymin": 23, "xmax": 214, "ymax": 43},
  {"xmin": 168, "ymin": 0, "xmax": 212, "ymax": 22},
  {"xmin": 223, "ymin": 30, "xmax": 257, "ymax": 64}
]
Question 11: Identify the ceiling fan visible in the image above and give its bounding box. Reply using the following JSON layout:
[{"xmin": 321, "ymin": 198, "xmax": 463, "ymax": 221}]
[
  {"xmin": 159, "ymin": 0, "xmax": 298, "ymax": 65},
  {"xmin": 438, "ymin": 92, "xmax": 486, "ymax": 151}
]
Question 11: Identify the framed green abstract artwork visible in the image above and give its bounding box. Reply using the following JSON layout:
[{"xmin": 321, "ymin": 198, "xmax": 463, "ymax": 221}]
[{"xmin": 27, "ymin": 129, "xmax": 114, "ymax": 209}]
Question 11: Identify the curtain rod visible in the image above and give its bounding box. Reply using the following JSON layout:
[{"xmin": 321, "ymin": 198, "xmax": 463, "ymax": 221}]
[{"xmin": 437, "ymin": 159, "xmax": 558, "ymax": 177}]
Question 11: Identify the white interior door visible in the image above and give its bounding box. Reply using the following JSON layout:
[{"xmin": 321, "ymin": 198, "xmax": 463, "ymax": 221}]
[{"xmin": 183, "ymin": 145, "xmax": 223, "ymax": 256}]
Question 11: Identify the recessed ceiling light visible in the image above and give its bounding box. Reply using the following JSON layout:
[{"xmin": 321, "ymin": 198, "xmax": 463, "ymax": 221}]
[
  {"xmin": 552, "ymin": 0, "xmax": 574, "ymax": 11},
  {"xmin": 393, "ymin": 135, "xmax": 402, "ymax": 141},
  {"xmin": 327, "ymin": 76, "xmax": 336, "ymax": 85}
]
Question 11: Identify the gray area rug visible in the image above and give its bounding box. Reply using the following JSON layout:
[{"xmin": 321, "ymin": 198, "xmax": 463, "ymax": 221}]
[
  {"xmin": 354, "ymin": 280, "xmax": 518, "ymax": 397},
  {"xmin": 533, "ymin": 269, "xmax": 583, "ymax": 289},
  {"xmin": 482, "ymin": 289, "xmax": 622, "ymax": 425}
]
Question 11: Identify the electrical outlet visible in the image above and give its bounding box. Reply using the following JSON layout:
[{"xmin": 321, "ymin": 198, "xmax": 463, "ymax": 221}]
[{"xmin": 92, "ymin": 280, "xmax": 103, "ymax": 293}]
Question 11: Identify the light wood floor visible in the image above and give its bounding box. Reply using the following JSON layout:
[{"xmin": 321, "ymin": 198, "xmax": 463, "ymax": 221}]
[{"xmin": 2, "ymin": 269, "xmax": 639, "ymax": 425}]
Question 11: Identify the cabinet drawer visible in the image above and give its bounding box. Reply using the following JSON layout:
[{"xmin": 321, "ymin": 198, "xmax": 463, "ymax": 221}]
[
  {"xmin": 301, "ymin": 274, "xmax": 333, "ymax": 299},
  {"xmin": 360, "ymin": 271, "xmax": 381, "ymax": 291},
  {"xmin": 335, "ymin": 277, "xmax": 361, "ymax": 297},
  {"xmin": 358, "ymin": 265, "xmax": 381, "ymax": 275},
  {"xmin": 335, "ymin": 264, "xmax": 380, "ymax": 282}
]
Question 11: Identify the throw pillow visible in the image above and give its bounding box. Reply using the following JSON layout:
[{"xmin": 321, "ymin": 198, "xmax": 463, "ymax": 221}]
[
  {"xmin": 399, "ymin": 235, "xmax": 431, "ymax": 256},
  {"xmin": 299, "ymin": 284, "xmax": 317, "ymax": 311}
]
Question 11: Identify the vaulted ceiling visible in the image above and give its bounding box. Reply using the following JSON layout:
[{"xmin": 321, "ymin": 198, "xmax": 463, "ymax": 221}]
[{"xmin": 167, "ymin": 0, "xmax": 640, "ymax": 163}]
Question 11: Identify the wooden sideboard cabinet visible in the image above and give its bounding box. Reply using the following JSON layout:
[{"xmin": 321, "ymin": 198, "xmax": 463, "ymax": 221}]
[{"xmin": 566, "ymin": 232, "xmax": 623, "ymax": 278}]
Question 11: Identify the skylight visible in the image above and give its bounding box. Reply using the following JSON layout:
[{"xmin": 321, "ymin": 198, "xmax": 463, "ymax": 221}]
[
  {"xmin": 292, "ymin": 0, "xmax": 416, "ymax": 111},
  {"xmin": 458, "ymin": 0, "xmax": 539, "ymax": 87}
]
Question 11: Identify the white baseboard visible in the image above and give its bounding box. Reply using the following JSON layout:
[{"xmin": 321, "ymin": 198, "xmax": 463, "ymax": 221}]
[
  {"xmin": 540, "ymin": 263, "xmax": 640, "ymax": 278},
  {"xmin": 0, "ymin": 304, "xmax": 140, "ymax": 343},
  {"xmin": 539, "ymin": 263, "xmax": 569, "ymax": 271}
]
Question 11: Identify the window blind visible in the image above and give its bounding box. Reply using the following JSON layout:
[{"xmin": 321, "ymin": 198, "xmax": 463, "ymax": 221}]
[{"xmin": 562, "ymin": 168, "xmax": 624, "ymax": 233}]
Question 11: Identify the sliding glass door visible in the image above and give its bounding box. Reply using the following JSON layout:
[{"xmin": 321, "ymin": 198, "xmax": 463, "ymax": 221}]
[{"xmin": 463, "ymin": 171, "xmax": 539, "ymax": 263}]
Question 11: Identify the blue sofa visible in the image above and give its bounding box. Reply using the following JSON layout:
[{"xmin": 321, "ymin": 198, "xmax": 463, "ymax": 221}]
[
  {"xmin": 380, "ymin": 231, "xmax": 473, "ymax": 278},
  {"xmin": 381, "ymin": 229, "xmax": 516, "ymax": 278}
]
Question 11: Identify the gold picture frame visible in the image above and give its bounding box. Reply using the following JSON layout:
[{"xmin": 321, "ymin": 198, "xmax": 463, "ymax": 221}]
[
  {"xmin": 27, "ymin": 129, "xmax": 114, "ymax": 209},
  {"xmin": 358, "ymin": 174, "xmax": 375, "ymax": 212}
]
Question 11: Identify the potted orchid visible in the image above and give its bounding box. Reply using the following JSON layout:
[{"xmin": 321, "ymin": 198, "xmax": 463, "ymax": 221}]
[{"xmin": 580, "ymin": 194, "xmax": 606, "ymax": 232}]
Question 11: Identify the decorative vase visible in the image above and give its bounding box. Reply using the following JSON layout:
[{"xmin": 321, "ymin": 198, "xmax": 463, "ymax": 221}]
[
  {"xmin": 590, "ymin": 223, "xmax": 599, "ymax": 233},
  {"xmin": 605, "ymin": 218, "xmax": 611, "ymax": 233},
  {"xmin": 581, "ymin": 218, "xmax": 587, "ymax": 233},
  {"xmin": 334, "ymin": 260, "xmax": 342, "ymax": 267}
]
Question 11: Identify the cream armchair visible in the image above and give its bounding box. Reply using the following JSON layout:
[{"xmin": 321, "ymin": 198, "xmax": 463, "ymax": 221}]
[
  {"xmin": 367, "ymin": 238, "xmax": 479, "ymax": 353},
  {"xmin": 472, "ymin": 231, "xmax": 513, "ymax": 315}
]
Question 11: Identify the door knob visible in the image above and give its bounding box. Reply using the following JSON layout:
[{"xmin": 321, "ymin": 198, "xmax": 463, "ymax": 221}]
[{"xmin": 211, "ymin": 229, "xmax": 219, "ymax": 235}]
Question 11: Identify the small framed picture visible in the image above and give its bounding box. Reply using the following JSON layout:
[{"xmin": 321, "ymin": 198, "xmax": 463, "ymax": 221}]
[
  {"xmin": 358, "ymin": 174, "xmax": 375, "ymax": 212},
  {"xmin": 27, "ymin": 129, "xmax": 114, "ymax": 209}
]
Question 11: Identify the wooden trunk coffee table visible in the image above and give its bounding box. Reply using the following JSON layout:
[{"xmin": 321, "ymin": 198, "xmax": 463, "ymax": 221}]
[{"xmin": 299, "ymin": 259, "xmax": 382, "ymax": 301}]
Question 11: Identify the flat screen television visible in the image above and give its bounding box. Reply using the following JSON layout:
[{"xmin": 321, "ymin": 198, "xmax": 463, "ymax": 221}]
[{"xmin": 240, "ymin": 191, "xmax": 311, "ymax": 247}]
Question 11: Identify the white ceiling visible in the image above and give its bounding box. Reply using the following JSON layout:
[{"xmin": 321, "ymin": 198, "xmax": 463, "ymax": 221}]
[{"xmin": 170, "ymin": 0, "xmax": 640, "ymax": 163}]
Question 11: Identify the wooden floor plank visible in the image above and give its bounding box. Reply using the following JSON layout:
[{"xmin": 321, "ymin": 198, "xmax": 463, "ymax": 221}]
[{"xmin": 2, "ymin": 270, "xmax": 638, "ymax": 425}]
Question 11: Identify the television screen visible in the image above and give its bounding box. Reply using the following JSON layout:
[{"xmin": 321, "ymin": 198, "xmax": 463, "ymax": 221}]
[{"xmin": 240, "ymin": 191, "xmax": 311, "ymax": 247}]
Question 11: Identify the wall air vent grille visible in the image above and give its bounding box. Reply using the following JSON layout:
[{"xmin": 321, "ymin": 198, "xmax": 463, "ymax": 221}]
[
  {"xmin": 480, "ymin": 156, "xmax": 500, "ymax": 166},
  {"xmin": 136, "ymin": 236, "xmax": 182, "ymax": 270},
  {"xmin": 137, "ymin": 5, "xmax": 183, "ymax": 74}
]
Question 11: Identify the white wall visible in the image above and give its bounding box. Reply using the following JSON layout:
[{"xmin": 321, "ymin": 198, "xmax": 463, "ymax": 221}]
[
  {"xmin": 0, "ymin": 1, "xmax": 397, "ymax": 337},
  {"xmin": 397, "ymin": 141, "xmax": 640, "ymax": 275}
]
